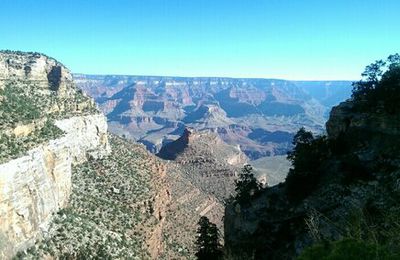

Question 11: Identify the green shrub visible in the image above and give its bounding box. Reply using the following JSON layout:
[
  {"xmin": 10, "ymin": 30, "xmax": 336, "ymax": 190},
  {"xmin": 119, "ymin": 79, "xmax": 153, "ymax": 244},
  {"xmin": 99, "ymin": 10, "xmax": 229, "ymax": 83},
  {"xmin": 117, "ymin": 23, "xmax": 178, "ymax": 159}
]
[
  {"xmin": 0, "ymin": 83, "xmax": 41, "ymax": 124},
  {"xmin": 298, "ymin": 239, "xmax": 397, "ymax": 260}
]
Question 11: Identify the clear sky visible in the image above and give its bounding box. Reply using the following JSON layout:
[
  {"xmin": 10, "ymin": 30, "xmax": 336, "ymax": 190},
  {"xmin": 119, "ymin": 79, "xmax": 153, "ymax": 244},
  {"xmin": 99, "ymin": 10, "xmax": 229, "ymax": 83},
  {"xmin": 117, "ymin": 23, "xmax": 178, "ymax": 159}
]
[{"xmin": 1, "ymin": 0, "xmax": 399, "ymax": 80}]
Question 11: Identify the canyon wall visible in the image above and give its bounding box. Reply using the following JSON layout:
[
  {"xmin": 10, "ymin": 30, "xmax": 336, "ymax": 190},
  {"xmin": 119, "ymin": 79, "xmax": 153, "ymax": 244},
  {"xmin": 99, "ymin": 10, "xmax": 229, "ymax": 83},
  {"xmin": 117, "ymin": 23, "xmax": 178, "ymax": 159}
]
[
  {"xmin": 0, "ymin": 51, "xmax": 110, "ymax": 259},
  {"xmin": 75, "ymin": 74, "xmax": 353, "ymax": 159},
  {"xmin": 0, "ymin": 114, "xmax": 110, "ymax": 259}
]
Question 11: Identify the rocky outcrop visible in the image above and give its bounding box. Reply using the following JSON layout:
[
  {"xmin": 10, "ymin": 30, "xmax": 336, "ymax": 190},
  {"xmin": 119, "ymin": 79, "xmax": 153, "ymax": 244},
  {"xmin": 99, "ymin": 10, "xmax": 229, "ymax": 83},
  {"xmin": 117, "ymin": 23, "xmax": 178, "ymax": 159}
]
[
  {"xmin": 54, "ymin": 115, "xmax": 110, "ymax": 162},
  {"xmin": 0, "ymin": 51, "xmax": 73, "ymax": 95},
  {"xmin": 157, "ymin": 128, "xmax": 247, "ymax": 166},
  {"xmin": 224, "ymin": 97, "xmax": 400, "ymax": 258},
  {"xmin": 156, "ymin": 128, "xmax": 191, "ymax": 160},
  {"xmin": 157, "ymin": 127, "xmax": 249, "ymax": 199},
  {"xmin": 154, "ymin": 128, "xmax": 248, "ymax": 258},
  {"xmin": 327, "ymin": 100, "xmax": 400, "ymax": 138},
  {"xmin": 326, "ymin": 100, "xmax": 400, "ymax": 167},
  {"xmin": 0, "ymin": 114, "xmax": 110, "ymax": 259}
]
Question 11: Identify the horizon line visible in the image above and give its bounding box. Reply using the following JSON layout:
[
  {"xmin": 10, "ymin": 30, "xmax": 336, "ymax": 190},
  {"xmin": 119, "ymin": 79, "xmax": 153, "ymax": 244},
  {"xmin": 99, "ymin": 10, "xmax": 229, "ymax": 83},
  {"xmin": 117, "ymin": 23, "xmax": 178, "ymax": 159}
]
[{"xmin": 72, "ymin": 72, "xmax": 357, "ymax": 82}]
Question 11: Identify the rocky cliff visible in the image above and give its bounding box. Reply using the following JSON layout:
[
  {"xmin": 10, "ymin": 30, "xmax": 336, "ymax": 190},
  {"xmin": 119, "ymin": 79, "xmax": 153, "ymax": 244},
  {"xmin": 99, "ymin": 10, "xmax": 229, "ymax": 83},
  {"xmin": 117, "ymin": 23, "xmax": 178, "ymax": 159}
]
[
  {"xmin": 15, "ymin": 135, "xmax": 172, "ymax": 259},
  {"xmin": 224, "ymin": 67, "xmax": 400, "ymax": 258},
  {"xmin": 0, "ymin": 51, "xmax": 71, "ymax": 92},
  {"xmin": 0, "ymin": 51, "xmax": 231, "ymax": 260},
  {"xmin": 0, "ymin": 115, "xmax": 110, "ymax": 258},
  {"xmin": 0, "ymin": 51, "xmax": 110, "ymax": 259}
]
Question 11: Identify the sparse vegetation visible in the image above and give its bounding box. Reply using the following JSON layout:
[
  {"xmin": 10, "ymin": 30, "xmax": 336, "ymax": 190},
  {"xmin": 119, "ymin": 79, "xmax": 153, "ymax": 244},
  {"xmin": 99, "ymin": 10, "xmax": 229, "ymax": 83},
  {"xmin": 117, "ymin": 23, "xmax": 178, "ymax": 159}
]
[
  {"xmin": 0, "ymin": 77, "xmax": 97, "ymax": 163},
  {"xmin": 0, "ymin": 120, "xmax": 64, "ymax": 163},
  {"xmin": 0, "ymin": 83, "xmax": 41, "ymax": 124},
  {"xmin": 19, "ymin": 136, "xmax": 161, "ymax": 259}
]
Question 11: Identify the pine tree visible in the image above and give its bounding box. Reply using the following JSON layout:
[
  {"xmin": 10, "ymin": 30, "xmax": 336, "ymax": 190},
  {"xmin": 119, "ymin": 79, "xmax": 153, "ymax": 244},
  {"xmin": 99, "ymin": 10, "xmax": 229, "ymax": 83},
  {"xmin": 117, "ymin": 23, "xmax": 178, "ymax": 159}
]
[
  {"xmin": 352, "ymin": 53, "xmax": 400, "ymax": 113},
  {"xmin": 234, "ymin": 164, "xmax": 262, "ymax": 205},
  {"xmin": 195, "ymin": 216, "xmax": 223, "ymax": 260}
]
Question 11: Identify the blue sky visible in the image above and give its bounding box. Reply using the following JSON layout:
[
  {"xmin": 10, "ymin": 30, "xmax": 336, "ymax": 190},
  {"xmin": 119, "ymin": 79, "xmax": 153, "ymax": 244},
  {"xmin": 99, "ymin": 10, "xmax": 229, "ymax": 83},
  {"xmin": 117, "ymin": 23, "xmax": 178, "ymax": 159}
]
[{"xmin": 1, "ymin": 0, "xmax": 399, "ymax": 80}]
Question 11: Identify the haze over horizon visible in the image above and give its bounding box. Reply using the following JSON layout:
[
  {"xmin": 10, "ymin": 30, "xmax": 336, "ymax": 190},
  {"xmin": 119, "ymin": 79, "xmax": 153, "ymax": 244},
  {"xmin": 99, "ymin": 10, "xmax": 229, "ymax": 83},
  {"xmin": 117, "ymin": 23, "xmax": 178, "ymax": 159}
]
[{"xmin": 1, "ymin": 0, "xmax": 399, "ymax": 80}]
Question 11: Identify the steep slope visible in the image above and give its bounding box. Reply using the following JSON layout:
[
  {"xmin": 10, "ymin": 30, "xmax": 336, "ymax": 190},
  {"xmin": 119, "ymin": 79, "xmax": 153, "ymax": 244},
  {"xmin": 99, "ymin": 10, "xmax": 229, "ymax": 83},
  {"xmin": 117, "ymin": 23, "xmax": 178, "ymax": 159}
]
[
  {"xmin": 155, "ymin": 129, "xmax": 248, "ymax": 258},
  {"xmin": 157, "ymin": 128, "xmax": 247, "ymax": 201},
  {"xmin": 18, "ymin": 130, "xmax": 246, "ymax": 259},
  {"xmin": 75, "ymin": 74, "xmax": 353, "ymax": 159},
  {"xmin": 160, "ymin": 163, "xmax": 226, "ymax": 259},
  {"xmin": 1, "ymin": 51, "xmax": 255, "ymax": 259},
  {"xmin": 19, "ymin": 135, "xmax": 170, "ymax": 259}
]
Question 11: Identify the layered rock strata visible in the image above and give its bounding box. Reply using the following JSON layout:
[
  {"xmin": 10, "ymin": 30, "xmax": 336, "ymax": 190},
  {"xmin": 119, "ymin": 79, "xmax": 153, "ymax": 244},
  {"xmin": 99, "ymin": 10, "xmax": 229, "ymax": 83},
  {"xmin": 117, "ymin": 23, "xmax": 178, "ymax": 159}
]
[{"xmin": 0, "ymin": 114, "xmax": 110, "ymax": 258}]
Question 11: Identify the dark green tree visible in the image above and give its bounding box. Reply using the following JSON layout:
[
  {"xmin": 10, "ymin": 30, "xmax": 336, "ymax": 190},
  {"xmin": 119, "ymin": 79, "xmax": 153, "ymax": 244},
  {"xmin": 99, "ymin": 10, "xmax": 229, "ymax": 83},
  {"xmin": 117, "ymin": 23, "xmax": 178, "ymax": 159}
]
[
  {"xmin": 287, "ymin": 127, "xmax": 314, "ymax": 166},
  {"xmin": 195, "ymin": 216, "xmax": 223, "ymax": 260},
  {"xmin": 352, "ymin": 59, "xmax": 385, "ymax": 103},
  {"xmin": 387, "ymin": 53, "xmax": 400, "ymax": 69},
  {"xmin": 376, "ymin": 61, "xmax": 400, "ymax": 114},
  {"xmin": 352, "ymin": 53, "xmax": 400, "ymax": 113},
  {"xmin": 234, "ymin": 164, "xmax": 262, "ymax": 205},
  {"xmin": 285, "ymin": 128, "xmax": 329, "ymax": 202}
]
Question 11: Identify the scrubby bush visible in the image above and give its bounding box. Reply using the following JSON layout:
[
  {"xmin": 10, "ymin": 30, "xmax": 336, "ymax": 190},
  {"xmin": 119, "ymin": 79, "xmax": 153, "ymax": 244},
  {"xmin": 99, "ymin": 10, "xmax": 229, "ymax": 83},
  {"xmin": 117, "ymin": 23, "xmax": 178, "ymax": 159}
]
[
  {"xmin": 0, "ymin": 84, "xmax": 41, "ymax": 124},
  {"xmin": 299, "ymin": 204, "xmax": 400, "ymax": 259},
  {"xmin": 0, "ymin": 120, "xmax": 64, "ymax": 163}
]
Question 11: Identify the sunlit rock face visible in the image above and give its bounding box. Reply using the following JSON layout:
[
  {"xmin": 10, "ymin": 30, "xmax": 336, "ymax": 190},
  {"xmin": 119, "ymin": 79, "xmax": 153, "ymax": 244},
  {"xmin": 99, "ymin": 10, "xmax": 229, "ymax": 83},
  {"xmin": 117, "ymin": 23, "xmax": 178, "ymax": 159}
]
[
  {"xmin": 0, "ymin": 51, "xmax": 110, "ymax": 259},
  {"xmin": 0, "ymin": 114, "xmax": 110, "ymax": 258},
  {"xmin": 0, "ymin": 51, "xmax": 73, "ymax": 95}
]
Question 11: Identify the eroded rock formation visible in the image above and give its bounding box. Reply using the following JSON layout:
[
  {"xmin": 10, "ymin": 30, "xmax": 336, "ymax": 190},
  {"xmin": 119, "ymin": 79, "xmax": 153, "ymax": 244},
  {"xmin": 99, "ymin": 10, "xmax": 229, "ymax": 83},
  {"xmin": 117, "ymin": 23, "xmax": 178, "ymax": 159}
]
[
  {"xmin": 75, "ymin": 74, "xmax": 353, "ymax": 159},
  {"xmin": 0, "ymin": 51, "xmax": 110, "ymax": 259}
]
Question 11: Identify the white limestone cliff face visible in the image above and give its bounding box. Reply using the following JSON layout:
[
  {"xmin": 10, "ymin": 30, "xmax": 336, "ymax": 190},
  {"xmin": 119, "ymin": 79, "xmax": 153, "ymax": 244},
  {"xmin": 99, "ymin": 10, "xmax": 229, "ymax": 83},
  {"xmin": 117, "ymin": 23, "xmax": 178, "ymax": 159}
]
[{"xmin": 0, "ymin": 114, "xmax": 110, "ymax": 259}]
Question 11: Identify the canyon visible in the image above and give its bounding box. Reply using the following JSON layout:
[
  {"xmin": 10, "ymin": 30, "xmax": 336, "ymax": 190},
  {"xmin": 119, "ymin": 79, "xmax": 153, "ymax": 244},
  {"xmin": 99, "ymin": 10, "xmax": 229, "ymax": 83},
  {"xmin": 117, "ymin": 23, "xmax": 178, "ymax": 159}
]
[
  {"xmin": 0, "ymin": 52, "xmax": 258, "ymax": 259},
  {"xmin": 1, "ymin": 50, "xmax": 372, "ymax": 259},
  {"xmin": 75, "ymin": 74, "xmax": 352, "ymax": 160}
]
